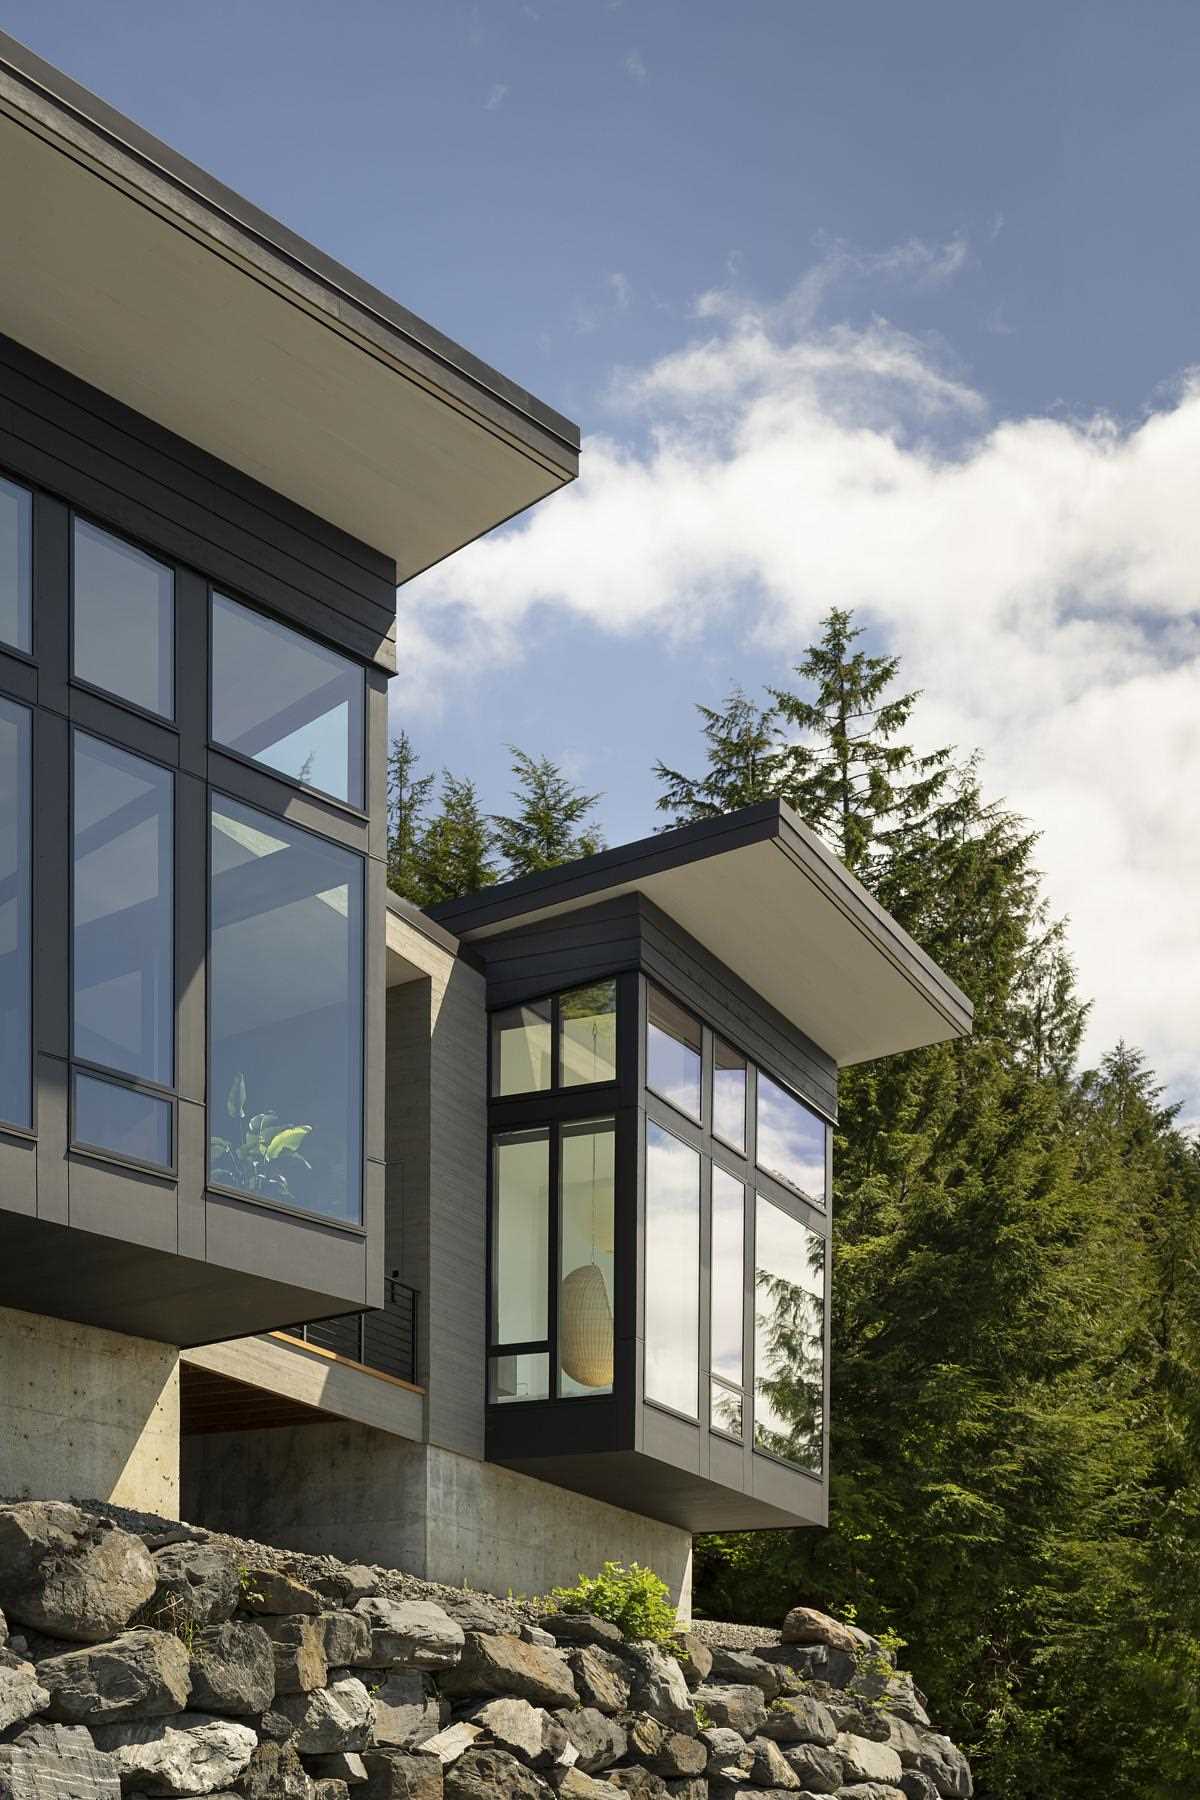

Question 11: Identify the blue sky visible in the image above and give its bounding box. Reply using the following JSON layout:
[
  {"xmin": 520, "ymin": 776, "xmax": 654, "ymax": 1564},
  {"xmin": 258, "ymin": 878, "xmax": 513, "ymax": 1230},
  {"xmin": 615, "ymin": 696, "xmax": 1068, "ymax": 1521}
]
[{"xmin": 5, "ymin": 1, "xmax": 1199, "ymax": 1104}]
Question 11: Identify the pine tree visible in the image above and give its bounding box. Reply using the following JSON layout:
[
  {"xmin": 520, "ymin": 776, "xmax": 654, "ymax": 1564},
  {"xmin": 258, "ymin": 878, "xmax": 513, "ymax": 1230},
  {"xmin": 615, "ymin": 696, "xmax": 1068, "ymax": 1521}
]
[
  {"xmin": 414, "ymin": 772, "xmax": 497, "ymax": 905},
  {"xmin": 386, "ymin": 730, "xmax": 435, "ymax": 903},
  {"xmin": 493, "ymin": 748, "xmax": 604, "ymax": 878},
  {"xmin": 654, "ymin": 687, "xmax": 792, "ymax": 827}
]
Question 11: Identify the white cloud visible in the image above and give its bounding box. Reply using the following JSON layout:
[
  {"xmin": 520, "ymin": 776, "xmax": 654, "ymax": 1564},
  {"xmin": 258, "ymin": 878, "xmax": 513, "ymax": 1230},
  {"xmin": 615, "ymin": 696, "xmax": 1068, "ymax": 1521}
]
[
  {"xmin": 484, "ymin": 82, "xmax": 509, "ymax": 110},
  {"xmin": 399, "ymin": 258, "xmax": 1200, "ymax": 1102},
  {"xmin": 571, "ymin": 271, "xmax": 634, "ymax": 334},
  {"xmin": 624, "ymin": 48, "xmax": 647, "ymax": 82}
]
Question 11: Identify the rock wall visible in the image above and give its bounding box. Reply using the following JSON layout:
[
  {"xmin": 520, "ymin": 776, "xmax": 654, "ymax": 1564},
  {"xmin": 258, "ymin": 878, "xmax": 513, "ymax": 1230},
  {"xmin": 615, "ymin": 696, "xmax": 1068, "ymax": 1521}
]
[{"xmin": 0, "ymin": 1500, "xmax": 973, "ymax": 1800}]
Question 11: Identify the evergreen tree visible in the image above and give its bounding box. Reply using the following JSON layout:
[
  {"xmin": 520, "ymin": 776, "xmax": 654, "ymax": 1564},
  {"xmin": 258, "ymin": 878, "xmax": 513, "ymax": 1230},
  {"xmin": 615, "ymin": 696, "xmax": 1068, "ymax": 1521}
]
[
  {"xmin": 654, "ymin": 687, "xmax": 792, "ymax": 827},
  {"xmin": 386, "ymin": 730, "xmax": 435, "ymax": 903},
  {"xmin": 413, "ymin": 772, "xmax": 497, "ymax": 905},
  {"xmin": 493, "ymin": 748, "xmax": 603, "ymax": 877}
]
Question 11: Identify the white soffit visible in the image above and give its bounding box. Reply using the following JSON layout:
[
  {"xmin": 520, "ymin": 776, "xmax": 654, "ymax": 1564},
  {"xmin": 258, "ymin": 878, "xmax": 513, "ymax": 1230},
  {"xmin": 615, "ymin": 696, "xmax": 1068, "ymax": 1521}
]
[{"xmin": 0, "ymin": 51, "xmax": 578, "ymax": 574}]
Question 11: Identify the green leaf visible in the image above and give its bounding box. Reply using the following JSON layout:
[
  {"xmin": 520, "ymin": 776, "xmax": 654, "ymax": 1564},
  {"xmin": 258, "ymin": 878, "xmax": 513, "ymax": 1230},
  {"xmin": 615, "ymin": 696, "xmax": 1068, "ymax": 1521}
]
[
  {"xmin": 247, "ymin": 1112, "xmax": 278, "ymax": 1136},
  {"xmin": 226, "ymin": 1072, "xmax": 247, "ymax": 1120},
  {"xmin": 265, "ymin": 1126, "xmax": 312, "ymax": 1161}
]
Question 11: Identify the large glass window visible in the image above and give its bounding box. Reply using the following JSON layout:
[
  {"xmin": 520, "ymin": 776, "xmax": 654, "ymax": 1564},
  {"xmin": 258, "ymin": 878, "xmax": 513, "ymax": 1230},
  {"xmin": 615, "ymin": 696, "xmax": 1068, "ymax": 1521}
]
[
  {"xmin": 0, "ymin": 698, "xmax": 31, "ymax": 1128},
  {"xmin": 209, "ymin": 795, "xmax": 364, "ymax": 1222},
  {"xmin": 492, "ymin": 999, "xmax": 552, "ymax": 1097},
  {"xmin": 713, "ymin": 1038, "xmax": 747, "ymax": 1151},
  {"xmin": 492, "ymin": 1128, "xmax": 550, "ymax": 1348},
  {"xmin": 73, "ymin": 733, "xmax": 173, "ymax": 1089},
  {"xmin": 754, "ymin": 1195, "xmax": 825, "ymax": 1474},
  {"xmin": 73, "ymin": 520, "xmax": 173, "ymax": 719},
  {"xmin": 711, "ymin": 1167, "xmax": 744, "ymax": 1386},
  {"xmin": 757, "ymin": 1071, "xmax": 828, "ymax": 1205},
  {"xmin": 560, "ymin": 981, "xmax": 617, "ymax": 1088},
  {"xmin": 559, "ymin": 1119, "xmax": 615, "ymax": 1396},
  {"xmin": 73, "ymin": 1071, "xmax": 172, "ymax": 1171},
  {"xmin": 646, "ymin": 985, "xmax": 702, "ymax": 1121},
  {"xmin": 0, "ymin": 477, "xmax": 32, "ymax": 655},
  {"xmin": 211, "ymin": 594, "xmax": 364, "ymax": 807},
  {"xmin": 644, "ymin": 1120, "xmax": 700, "ymax": 1417}
]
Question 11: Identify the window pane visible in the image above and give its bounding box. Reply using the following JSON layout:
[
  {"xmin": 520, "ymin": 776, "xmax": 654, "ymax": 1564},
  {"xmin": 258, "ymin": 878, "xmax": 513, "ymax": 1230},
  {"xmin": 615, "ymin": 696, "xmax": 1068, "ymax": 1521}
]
[
  {"xmin": 492, "ymin": 1000, "xmax": 552, "ymax": 1096},
  {"xmin": 0, "ymin": 478, "xmax": 31, "ymax": 654},
  {"xmin": 211, "ymin": 594, "xmax": 364, "ymax": 806},
  {"xmin": 560, "ymin": 980, "xmax": 618, "ymax": 1087},
  {"xmin": 0, "ymin": 698, "xmax": 31, "ymax": 1127},
  {"xmin": 492, "ymin": 1128, "xmax": 549, "ymax": 1345},
  {"xmin": 754, "ymin": 1196, "xmax": 825, "ymax": 1474},
  {"xmin": 756, "ymin": 1072, "xmax": 828, "ymax": 1203},
  {"xmin": 210, "ymin": 795, "xmax": 363, "ymax": 1222},
  {"xmin": 711, "ymin": 1167, "xmax": 744, "ymax": 1386},
  {"xmin": 646, "ymin": 985, "xmax": 701, "ymax": 1120},
  {"xmin": 559, "ymin": 1119, "xmax": 615, "ymax": 1397},
  {"xmin": 644, "ymin": 1121, "xmax": 700, "ymax": 1417},
  {"xmin": 74, "ymin": 1072, "xmax": 172, "ymax": 1169},
  {"xmin": 713, "ymin": 1039, "xmax": 747, "ymax": 1150},
  {"xmin": 711, "ymin": 1379, "xmax": 743, "ymax": 1441},
  {"xmin": 73, "ymin": 733, "xmax": 173, "ymax": 1087},
  {"xmin": 490, "ymin": 1352, "xmax": 550, "ymax": 1404},
  {"xmin": 73, "ymin": 520, "xmax": 173, "ymax": 718}
]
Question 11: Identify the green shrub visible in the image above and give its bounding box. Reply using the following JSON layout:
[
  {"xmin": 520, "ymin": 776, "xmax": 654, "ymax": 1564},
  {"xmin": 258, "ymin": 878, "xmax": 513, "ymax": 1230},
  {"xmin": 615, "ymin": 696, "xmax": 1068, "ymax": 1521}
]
[{"xmin": 548, "ymin": 1559, "xmax": 676, "ymax": 1644}]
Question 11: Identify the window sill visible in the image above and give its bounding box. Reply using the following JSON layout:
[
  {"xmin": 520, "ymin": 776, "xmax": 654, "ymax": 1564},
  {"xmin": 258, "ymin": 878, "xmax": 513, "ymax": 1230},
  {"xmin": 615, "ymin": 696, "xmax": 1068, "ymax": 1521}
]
[{"xmin": 205, "ymin": 1179, "xmax": 367, "ymax": 1235}]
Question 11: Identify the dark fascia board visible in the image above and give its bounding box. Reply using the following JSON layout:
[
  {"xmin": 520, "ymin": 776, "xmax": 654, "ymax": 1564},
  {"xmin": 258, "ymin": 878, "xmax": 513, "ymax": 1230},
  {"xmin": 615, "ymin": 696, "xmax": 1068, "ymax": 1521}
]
[
  {"xmin": 0, "ymin": 30, "xmax": 578, "ymax": 468},
  {"xmin": 429, "ymin": 800, "xmax": 974, "ymax": 1057}
]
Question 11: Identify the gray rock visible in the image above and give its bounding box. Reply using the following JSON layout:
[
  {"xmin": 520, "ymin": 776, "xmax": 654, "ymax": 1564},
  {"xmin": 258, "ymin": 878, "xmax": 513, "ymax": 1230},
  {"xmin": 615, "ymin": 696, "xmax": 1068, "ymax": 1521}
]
[
  {"xmin": 707, "ymin": 1646, "xmax": 782, "ymax": 1698},
  {"xmin": 825, "ymin": 1699, "xmax": 890, "ymax": 1742},
  {"xmin": 467, "ymin": 1697, "xmax": 573, "ymax": 1772},
  {"xmin": 757, "ymin": 1642, "xmax": 858, "ymax": 1689},
  {"xmin": 698, "ymin": 1725, "xmax": 753, "ymax": 1781},
  {"xmin": 779, "ymin": 1608, "xmax": 859, "ymax": 1656},
  {"xmin": 353, "ymin": 1603, "xmax": 464, "ymax": 1673},
  {"xmin": 758, "ymin": 1693, "xmax": 837, "ymax": 1747},
  {"xmin": 307, "ymin": 1752, "xmax": 369, "ymax": 1786},
  {"xmin": 261, "ymin": 1616, "xmax": 329, "ymax": 1694},
  {"xmin": 277, "ymin": 1676, "xmax": 376, "ymax": 1754},
  {"xmin": 536, "ymin": 1614, "xmax": 623, "ymax": 1651},
  {"xmin": 662, "ymin": 1782, "xmax": 706, "ymax": 1800},
  {"xmin": 321, "ymin": 1612, "xmax": 375, "ymax": 1670},
  {"xmin": 313, "ymin": 1782, "xmax": 350, "ymax": 1800},
  {"xmin": 439, "ymin": 1595, "xmax": 515, "ymax": 1636},
  {"xmin": 91, "ymin": 1713, "xmax": 258, "ymax": 1796},
  {"xmin": 838, "ymin": 1787, "xmax": 910, "ymax": 1800},
  {"xmin": 371, "ymin": 1673, "xmax": 443, "ymax": 1749},
  {"xmin": 260, "ymin": 1708, "xmax": 300, "ymax": 1743},
  {"xmin": 0, "ymin": 1605, "xmax": 7, "ymax": 1647},
  {"xmin": 237, "ymin": 1738, "xmax": 314, "ymax": 1799},
  {"xmin": 438, "ymin": 1634, "xmax": 576, "ymax": 1709},
  {"xmin": 624, "ymin": 1644, "xmax": 694, "ymax": 1734},
  {"xmin": 145, "ymin": 1544, "xmax": 239, "ymax": 1633},
  {"xmin": 603, "ymin": 1771, "xmax": 668, "ymax": 1797},
  {"xmin": 189, "ymin": 1620, "xmax": 275, "ymax": 1716},
  {"xmin": 415, "ymin": 1723, "xmax": 481, "ymax": 1766},
  {"xmin": 566, "ymin": 1646, "xmax": 631, "ymax": 1715},
  {"xmin": 898, "ymin": 1773, "xmax": 940, "ymax": 1800},
  {"xmin": 746, "ymin": 1735, "xmax": 801, "ymax": 1788},
  {"xmin": 443, "ymin": 1746, "xmax": 551, "ymax": 1798},
  {"xmin": 836, "ymin": 1732, "xmax": 903, "ymax": 1787},
  {"xmin": 0, "ymin": 1657, "xmax": 50, "ymax": 1732},
  {"xmin": 0, "ymin": 1722, "xmax": 121, "ymax": 1799},
  {"xmin": 313, "ymin": 1568, "xmax": 379, "ymax": 1609},
  {"xmin": 669, "ymin": 1633, "xmax": 712, "ymax": 1688},
  {"xmin": 782, "ymin": 1740, "xmax": 844, "ymax": 1792},
  {"xmin": 240, "ymin": 1570, "xmax": 324, "ymax": 1616},
  {"xmin": 519, "ymin": 1627, "xmax": 557, "ymax": 1650},
  {"xmin": 886, "ymin": 1722, "xmax": 972, "ymax": 1799},
  {"xmin": 882, "ymin": 1673, "xmax": 930, "ymax": 1728},
  {"xmin": 360, "ymin": 1749, "xmax": 444, "ymax": 1798},
  {"xmin": 557, "ymin": 1773, "xmax": 625, "ymax": 1800},
  {"xmin": 38, "ymin": 1629, "xmax": 190, "ymax": 1724},
  {"xmin": 552, "ymin": 1706, "xmax": 626, "ymax": 1774},
  {"xmin": 0, "ymin": 1504, "xmax": 157, "ymax": 1643},
  {"xmin": 691, "ymin": 1681, "xmax": 767, "ymax": 1737}
]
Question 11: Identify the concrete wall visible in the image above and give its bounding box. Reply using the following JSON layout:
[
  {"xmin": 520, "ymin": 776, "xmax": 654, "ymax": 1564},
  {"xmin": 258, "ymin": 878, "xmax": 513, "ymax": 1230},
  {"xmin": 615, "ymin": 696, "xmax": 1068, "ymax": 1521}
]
[
  {"xmin": 183, "ymin": 1420, "xmax": 693, "ymax": 1616},
  {"xmin": 0, "ymin": 1304, "xmax": 179, "ymax": 1512}
]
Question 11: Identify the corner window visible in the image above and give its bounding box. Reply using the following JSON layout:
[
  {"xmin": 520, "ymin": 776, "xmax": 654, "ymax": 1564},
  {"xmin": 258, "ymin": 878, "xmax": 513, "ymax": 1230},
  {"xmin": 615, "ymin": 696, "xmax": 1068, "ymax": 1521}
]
[
  {"xmin": 0, "ymin": 698, "xmax": 31, "ymax": 1129},
  {"xmin": 713, "ymin": 1038, "xmax": 747, "ymax": 1151},
  {"xmin": 0, "ymin": 477, "xmax": 32, "ymax": 655},
  {"xmin": 756, "ymin": 1071, "xmax": 828, "ymax": 1205},
  {"xmin": 209, "ymin": 795, "xmax": 364, "ymax": 1223},
  {"xmin": 710, "ymin": 1167, "xmax": 745, "ymax": 1430},
  {"xmin": 646, "ymin": 984, "xmax": 702, "ymax": 1121},
  {"xmin": 72, "ymin": 520, "xmax": 173, "ymax": 719},
  {"xmin": 489, "ymin": 978, "xmax": 618, "ymax": 1097},
  {"xmin": 644, "ymin": 1120, "xmax": 700, "ymax": 1418},
  {"xmin": 754, "ymin": 1195, "xmax": 825, "ymax": 1474},
  {"xmin": 492, "ymin": 1000, "xmax": 552, "ymax": 1097},
  {"xmin": 560, "ymin": 981, "xmax": 617, "ymax": 1088},
  {"xmin": 559, "ymin": 1119, "xmax": 615, "ymax": 1396},
  {"xmin": 492, "ymin": 1128, "xmax": 550, "ymax": 1350},
  {"xmin": 211, "ymin": 594, "xmax": 365, "ymax": 807}
]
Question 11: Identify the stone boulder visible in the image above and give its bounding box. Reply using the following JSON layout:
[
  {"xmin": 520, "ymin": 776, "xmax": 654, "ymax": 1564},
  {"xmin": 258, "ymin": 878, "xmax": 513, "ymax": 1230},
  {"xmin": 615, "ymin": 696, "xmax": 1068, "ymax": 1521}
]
[
  {"xmin": 669, "ymin": 1633, "xmax": 712, "ymax": 1688},
  {"xmin": 0, "ymin": 1505, "xmax": 157, "ymax": 1643},
  {"xmin": 307, "ymin": 1751, "xmax": 370, "ymax": 1786},
  {"xmin": 623, "ymin": 1644, "xmax": 694, "ymax": 1734},
  {"xmin": 898, "ymin": 1772, "xmax": 941, "ymax": 1800},
  {"xmin": 706, "ymin": 1646, "xmax": 782, "ymax": 1698},
  {"xmin": 691, "ymin": 1681, "xmax": 766, "ymax": 1737},
  {"xmin": 313, "ymin": 1568, "xmax": 379, "ymax": 1609},
  {"xmin": 601, "ymin": 1770, "xmax": 668, "ymax": 1797},
  {"xmin": 625, "ymin": 1714, "xmax": 706, "ymax": 1779},
  {"xmin": 438, "ymin": 1634, "xmax": 576, "ymax": 1710},
  {"xmin": 145, "ymin": 1544, "xmax": 239, "ymax": 1633},
  {"xmin": 37, "ymin": 1629, "xmax": 190, "ymax": 1724},
  {"xmin": 240, "ymin": 1570, "xmax": 323, "ymax": 1616},
  {"xmin": 758, "ymin": 1693, "xmax": 837, "ymax": 1747},
  {"xmin": 565, "ymin": 1646, "xmax": 631, "ymax": 1715},
  {"xmin": 439, "ymin": 1595, "xmax": 516, "ymax": 1636},
  {"xmin": 417, "ymin": 1722, "xmax": 482, "ymax": 1766},
  {"xmin": 237, "ymin": 1738, "xmax": 314, "ymax": 1800},
  {"xmin": 353, "ymin": 1602, "xmax": 464, "ymax": 1672},
  {"xmin": 276, "ymin": 1675, "xmax": 376, "ymax": 1754},
  {"xmin": 188, "ymin": 1621, "xmax": 275, "ymax": 1716},
  {"xmin": 320, "ymin": 1611, "xmax": 374, "ymax": 1669},
  {"xmin": 360, "ymin": 1749, "xmax": 444, "ymax": 1798},
  {"xmin": 91, "ymin": 1713, "xmax": 258, "ymax": 1796},
  {"xmin": 313, "ymin": 1782, "xmax": 351, "ymax": 1800},
  {"xmin": 535, "ymin": 1614, "xmax": 623, "ymax": 1651},
  {"xmin": 261, "ymin": 1616, "xmax": 329, "ymax": 1694},
  {"xmin": 779, "ymin": 1607, "xmax": 860, "ymax": 1657},
  {"xmin": 467, "ymin": 1698, "xmax": 574, "ymax": 1772},
  {"xmin": 782, "ymin": 1739, "xmax": 845, "ymax": 1792},
  {"xmin": 882, "ymin": 1671, "xmax": 931, "ymax": 1727},
  {"xmin": 836, "ymin": 1731, "xmax": 904, "ymax": 1788},
  {"xmin": 839, "ymin": 1787, "xmax": 912, "ymax": 1800},
  {"xmin": 886, "ymin": 1721, "xmax": 973, "ymax": 1799},
  {"xmin": 557, "ymin": 1772, "xmax": 625, "ymax": 1800},
  {"xmin": 758, "ymin": 1641, "xmax": 858, "ymax": 1689},
  {"xmin": 553, "ymin": 1706, "xmax": 626, "ymax": 1774},
  {"xmin": 0, "ymin": 1722, "xmax": 121, "ymax": 1800},
  {"xmin": 371, "ymin": 1673, "xmax": 443, "ymax": 1749},
  {"xmin": 443, "ymin": 1746, "xmax": 551, "ymax": 1799},
  {"xmin": 698, "ymin": 1725, "xmax": 753, "ymax": 1782},
  {"xmin": 825, "ymin": 1698, "xmax": 891, "ymax": 1742},
  {"xmin": 0, "ymin": 1657, "xmax": 50, "ymax": 1732}
]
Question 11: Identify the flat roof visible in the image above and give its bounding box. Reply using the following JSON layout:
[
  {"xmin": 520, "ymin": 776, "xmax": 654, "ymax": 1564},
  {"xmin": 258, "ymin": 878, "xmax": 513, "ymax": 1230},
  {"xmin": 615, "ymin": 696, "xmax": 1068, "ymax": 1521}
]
[
  {"xmin": 0, "ymin": 31, "xmax": 578, "ymax": 577},
  {"xmin": 429, "ymin": 801, "xmax": 974, "ymax": 1067}
]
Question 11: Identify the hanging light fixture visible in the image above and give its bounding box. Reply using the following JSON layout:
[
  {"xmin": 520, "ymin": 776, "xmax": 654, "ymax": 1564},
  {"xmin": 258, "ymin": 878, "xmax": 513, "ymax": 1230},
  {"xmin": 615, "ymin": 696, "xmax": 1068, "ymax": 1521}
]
[{"xmin": 559, "ymin": 1263, "xmax": 614, "ymax": 1388}]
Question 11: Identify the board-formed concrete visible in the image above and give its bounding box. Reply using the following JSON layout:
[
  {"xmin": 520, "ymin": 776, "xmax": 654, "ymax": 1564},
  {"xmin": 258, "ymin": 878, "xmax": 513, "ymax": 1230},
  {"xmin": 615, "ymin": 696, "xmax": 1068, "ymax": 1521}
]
[
  {"xmin": 0, "ymin": 1304, "xmax": 179, "ymax": 1512},
  {"xmin": 182, "ymin": 1420, "xmax": 693, "ymax": 1614}
]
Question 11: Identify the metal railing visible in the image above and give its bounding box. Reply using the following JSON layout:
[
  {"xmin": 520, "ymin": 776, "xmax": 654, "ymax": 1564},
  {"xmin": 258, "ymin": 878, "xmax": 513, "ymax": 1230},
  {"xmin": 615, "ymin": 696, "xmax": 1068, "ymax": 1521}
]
[{"xmin": 294, "ymin": 1276, "xmax": 418, "ymax": 1385}]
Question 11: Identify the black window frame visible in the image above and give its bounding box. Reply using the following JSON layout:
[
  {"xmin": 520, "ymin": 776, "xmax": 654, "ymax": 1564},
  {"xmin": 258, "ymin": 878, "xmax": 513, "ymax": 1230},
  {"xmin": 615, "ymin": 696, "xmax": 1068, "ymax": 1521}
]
[
  {"xmin": 0, "ymin": 689, "xmax": 34, "ymax": 1139},
  {"xmin": 488, "ymin": 975, "xmax": 620, "ymax": 1101}
]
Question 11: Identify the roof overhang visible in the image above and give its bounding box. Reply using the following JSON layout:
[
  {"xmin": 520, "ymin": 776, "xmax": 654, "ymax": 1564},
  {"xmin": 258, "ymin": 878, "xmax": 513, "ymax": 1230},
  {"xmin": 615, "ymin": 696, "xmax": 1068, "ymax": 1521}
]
[
  {"xmin": 0, "ymin": 31, "xmax": 578, "ymax": 575},
  {"xmin": 430, "ymin": 801, "xmax": 973, "ymax": 1067}
]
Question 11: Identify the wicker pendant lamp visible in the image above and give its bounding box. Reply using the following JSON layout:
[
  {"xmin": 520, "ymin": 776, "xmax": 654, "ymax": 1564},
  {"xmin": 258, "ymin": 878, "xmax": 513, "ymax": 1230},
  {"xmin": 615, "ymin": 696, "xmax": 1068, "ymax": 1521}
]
[{"xmin": 559, "ymin": 1263, "xmax": 614, "ymax": 1388}]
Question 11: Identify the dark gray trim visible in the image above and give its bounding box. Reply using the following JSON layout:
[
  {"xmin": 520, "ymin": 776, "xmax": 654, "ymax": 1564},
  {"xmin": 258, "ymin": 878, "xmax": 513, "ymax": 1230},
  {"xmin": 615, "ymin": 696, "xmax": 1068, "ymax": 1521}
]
[{"xmin": 385, "ymin": 888, "xmax": 463, "ymax": 960}]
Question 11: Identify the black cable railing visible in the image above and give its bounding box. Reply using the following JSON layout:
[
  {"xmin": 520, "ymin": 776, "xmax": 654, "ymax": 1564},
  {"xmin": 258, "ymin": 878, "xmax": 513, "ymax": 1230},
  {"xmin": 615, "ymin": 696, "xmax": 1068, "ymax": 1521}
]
[{"xmin": 293, "ymin": 1275, "xmax": 418, "ymax": 1385}]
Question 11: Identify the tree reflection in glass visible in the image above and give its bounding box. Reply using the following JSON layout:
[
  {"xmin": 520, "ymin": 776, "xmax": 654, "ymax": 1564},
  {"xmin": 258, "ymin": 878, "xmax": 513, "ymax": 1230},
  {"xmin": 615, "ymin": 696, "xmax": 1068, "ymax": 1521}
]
[{"xmin": 753, "ymin": 1195, "xmax": 825, "ymax": 1473}]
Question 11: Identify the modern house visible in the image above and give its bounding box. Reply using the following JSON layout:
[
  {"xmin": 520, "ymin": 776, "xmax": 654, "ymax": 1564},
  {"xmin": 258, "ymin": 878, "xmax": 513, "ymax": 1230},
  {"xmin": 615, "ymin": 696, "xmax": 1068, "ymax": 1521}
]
[{"xmin": 0, "ymin": 33, "xmax": 972, "ymax": 1614}]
